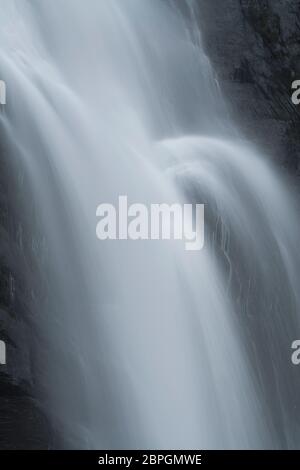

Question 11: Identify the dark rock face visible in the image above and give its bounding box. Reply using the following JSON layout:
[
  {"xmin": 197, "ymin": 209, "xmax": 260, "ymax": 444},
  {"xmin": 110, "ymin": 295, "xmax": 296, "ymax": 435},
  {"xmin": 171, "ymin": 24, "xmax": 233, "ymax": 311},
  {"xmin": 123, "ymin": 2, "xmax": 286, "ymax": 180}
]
[
  {"xmin": 0, "ymin": 145, "xmax": 52, "ymax": 449},
  {"xmin": 0, "ymin": 372, "xmax": 51, "ymax": 449},
  {"xmin": 196, "ymin": 0, "xmax": 300, "ymax": 170}
]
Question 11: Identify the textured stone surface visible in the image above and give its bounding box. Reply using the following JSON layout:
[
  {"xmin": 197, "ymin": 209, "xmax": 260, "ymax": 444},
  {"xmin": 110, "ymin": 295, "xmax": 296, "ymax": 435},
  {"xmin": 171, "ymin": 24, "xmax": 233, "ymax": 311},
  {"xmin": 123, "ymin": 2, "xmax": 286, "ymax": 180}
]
[
  {"xmin": 0, "ymin": 372, "xmax": 52, "ymax": 449},
  {"xmin": 196, "ymin": 0, "xmax": 300, "ymax": 169},
  {"xmin": 0, "ymin": 144, "xmax": 51, "ymax": 449}
]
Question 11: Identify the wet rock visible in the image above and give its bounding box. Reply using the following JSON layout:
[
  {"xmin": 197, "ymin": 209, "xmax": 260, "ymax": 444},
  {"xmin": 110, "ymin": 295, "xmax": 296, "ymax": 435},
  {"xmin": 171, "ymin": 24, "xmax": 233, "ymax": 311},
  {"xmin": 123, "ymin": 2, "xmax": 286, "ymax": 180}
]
[{"xmin": 196, "ymin": 0, "xmax": 300, "ymax": 170}]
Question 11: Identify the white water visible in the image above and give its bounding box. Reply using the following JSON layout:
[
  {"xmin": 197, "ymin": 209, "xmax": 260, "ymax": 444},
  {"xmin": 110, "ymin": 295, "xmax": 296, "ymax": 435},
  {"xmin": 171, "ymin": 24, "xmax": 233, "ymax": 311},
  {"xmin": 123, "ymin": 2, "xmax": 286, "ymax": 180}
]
[{"xmin": 1, "ymin": 0, "xmax": 300, "ymax": 449}]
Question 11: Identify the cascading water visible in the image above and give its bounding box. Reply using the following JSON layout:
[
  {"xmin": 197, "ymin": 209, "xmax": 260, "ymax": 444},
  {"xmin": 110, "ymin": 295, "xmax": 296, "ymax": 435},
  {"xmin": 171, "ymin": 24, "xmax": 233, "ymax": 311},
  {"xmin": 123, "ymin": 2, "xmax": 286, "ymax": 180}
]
[{"xmin": 1, "ymin": 0, "xmax": 300, "ymax": 449}]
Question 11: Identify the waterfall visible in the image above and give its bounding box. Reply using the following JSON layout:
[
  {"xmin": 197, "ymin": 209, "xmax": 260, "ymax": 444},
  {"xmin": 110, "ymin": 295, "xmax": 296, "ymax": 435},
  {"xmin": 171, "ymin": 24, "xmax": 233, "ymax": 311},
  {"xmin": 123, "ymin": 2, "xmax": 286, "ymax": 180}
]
[{"xmin": 1, "ymin": 0, "xmax": 300, "ymax": 449}]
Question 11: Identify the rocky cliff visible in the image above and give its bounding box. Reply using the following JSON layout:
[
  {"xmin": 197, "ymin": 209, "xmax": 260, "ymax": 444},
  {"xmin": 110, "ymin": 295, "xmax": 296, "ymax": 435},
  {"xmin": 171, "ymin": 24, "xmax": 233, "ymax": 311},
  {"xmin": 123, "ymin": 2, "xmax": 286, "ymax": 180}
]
[
  {"xmin": 0, "ymin": 141, "xmax": 52, "ymax": 448},
  {"xmin": 196, "ymin": 0, "xmax": 300, "ymax": 170}
]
